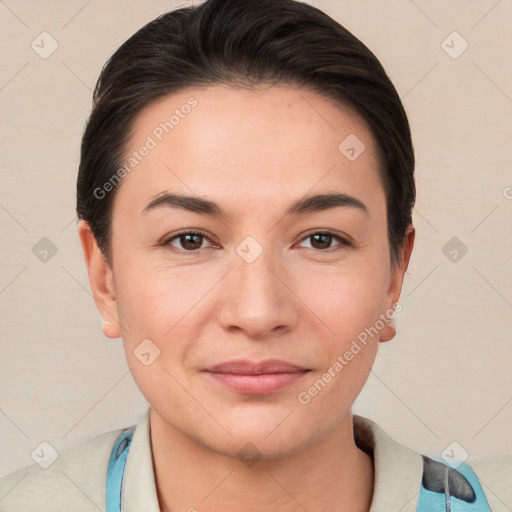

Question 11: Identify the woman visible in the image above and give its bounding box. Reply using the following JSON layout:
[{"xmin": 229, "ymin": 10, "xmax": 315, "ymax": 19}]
[{"xmin": 0, "ymin": 0, "xmax": 509, "ymax": 510}]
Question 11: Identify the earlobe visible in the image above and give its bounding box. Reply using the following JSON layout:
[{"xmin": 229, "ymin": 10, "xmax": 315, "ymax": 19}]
[
  {"xmin": 379, "ymin": 315, "xmax": 396, "ymax": 343},
  {"xmin": 77, "ymin": 220, "xmax": 122, "ymax": 339},
  {"xmin": 379, "ymin": 224, "xmax": 415, "ymax": 343}
]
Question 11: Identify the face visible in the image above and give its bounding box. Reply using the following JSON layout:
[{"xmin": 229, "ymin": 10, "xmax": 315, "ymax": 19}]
[{"xmin": 80, "ymin": 84, "xmax": 414, "ymax": 458}]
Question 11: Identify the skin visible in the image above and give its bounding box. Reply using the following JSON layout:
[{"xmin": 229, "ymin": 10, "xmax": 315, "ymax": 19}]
[{"xmin": 79, "ymin": 84, "xmax": 414, "ymax": 512}]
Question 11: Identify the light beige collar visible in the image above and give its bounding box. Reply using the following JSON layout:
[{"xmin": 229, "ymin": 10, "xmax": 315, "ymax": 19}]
[{"xmin": 122, "ymin": 408, "xmax": 423, "ymax": 512}]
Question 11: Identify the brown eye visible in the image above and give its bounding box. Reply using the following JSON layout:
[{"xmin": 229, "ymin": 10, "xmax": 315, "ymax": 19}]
[
  {"xmin": 298, "ymin": 231, "xmax": 350, "ymax": 251},
  {"xmin": 179, "ymin": 233, "xmax": 204, "ymax": 250},
  {"xmin": 310, "ymin": 233, "xmax": 333, "ymax": 250},
  {"xmin": 164, "ymin": 231, "xmax": 211, "ymax": 252}
]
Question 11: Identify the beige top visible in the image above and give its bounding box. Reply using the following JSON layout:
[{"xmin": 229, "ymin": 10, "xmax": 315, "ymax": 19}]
[{"xmin": 0, "ymin": 408, "xmax": 510, "ymax": 511}]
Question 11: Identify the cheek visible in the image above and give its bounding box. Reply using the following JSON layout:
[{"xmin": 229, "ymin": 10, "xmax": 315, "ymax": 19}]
[
  {"xmin": 113, "ymin": 254, "xmax": 187, "ymax": 328},
  {"xmin": 297, "ymin": 268, "xmax": 383, "ymax": 407},
  {"xmin": 114, "ymin": 267, "xmax": 190, "ymax": 404},
  {"xmin": 114, "ymin": 260, "xmax": 217, "ymax": 372},
  {"xmin": 300, "ymin": 259, "xmax": 389, "ymax": 340}
]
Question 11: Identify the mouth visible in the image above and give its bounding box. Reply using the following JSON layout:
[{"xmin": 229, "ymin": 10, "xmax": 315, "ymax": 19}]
[{"xmin": 203, "ymin": 359, "xmax": 311, "ymax": 395}]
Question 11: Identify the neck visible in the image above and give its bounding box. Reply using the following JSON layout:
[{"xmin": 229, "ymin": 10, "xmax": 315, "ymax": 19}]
[{"xmin": 149, "ymin": 407, "xmax": 374, "ymax": 512}]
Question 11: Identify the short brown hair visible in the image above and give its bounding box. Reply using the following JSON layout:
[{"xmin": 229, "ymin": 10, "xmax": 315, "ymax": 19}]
[{"xmin": 77, "ymin": 0, "xmax": 415, "ymax": 268}]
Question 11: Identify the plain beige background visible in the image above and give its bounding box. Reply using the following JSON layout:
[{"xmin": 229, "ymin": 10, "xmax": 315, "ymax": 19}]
[{"xmin": 0, "ymin": 0, "xmax": 511, "ymax": 477}]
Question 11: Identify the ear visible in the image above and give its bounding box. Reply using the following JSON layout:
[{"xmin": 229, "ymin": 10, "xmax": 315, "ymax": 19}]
[
  {"xmin": 379, "ymin": 224, "xmax": 415, "ymax": 342},
  {"xmin": 77, "ymin": 220, "xmax": 122, "ymax": 339}
]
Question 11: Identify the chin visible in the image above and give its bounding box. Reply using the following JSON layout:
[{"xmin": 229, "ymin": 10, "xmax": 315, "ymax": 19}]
[{"xmin": 204, "ymin": 433, "xmax": 308, "ymax": 464}]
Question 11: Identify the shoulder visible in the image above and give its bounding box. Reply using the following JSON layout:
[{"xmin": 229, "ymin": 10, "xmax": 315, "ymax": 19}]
[
  {"xmin": 0, "ymin": 427, "xmax": 124, "ymax": 511},
  {"xmin": 353, "ymin": 415, "xmax": 512, "ymax": 511},
  {"xmin": 467, "ymin": 453, "xmax": 512, "ymax": 510},
  {"xmin": 417, "ymin": 453, "xmax": 512, "ymax": 512}
]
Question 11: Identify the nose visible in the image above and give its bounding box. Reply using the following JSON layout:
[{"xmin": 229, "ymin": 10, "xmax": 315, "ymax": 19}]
[{"xmin": 216, "ymin": 243, "xmax": 300, "ymax": 340}]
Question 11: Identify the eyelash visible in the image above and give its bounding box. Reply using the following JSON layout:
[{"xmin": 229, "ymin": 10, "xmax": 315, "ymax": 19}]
[{"xmin": 161, "ymin": 229, "xmax": 352, "ymax": 254}]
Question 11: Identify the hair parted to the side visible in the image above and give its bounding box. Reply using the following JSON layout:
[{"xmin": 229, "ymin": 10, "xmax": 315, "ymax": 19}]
[{"xmin": 77, "ymin": 0, "xmax": 415, "ymax": 269}]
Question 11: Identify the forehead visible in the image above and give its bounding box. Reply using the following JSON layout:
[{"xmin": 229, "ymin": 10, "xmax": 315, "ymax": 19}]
[{"xmin": 115, "ymin": 84, "xmax": 384, "ymax": 219}]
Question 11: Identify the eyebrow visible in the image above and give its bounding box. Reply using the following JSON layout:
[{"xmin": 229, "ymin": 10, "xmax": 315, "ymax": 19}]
[{"xmin": 141, "ymin": 191, "xmax": 369, "ymax": 218}]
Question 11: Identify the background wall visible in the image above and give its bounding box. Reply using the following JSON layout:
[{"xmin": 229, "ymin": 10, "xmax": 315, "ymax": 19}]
[{"xmin": 1, "ymin": 0, "xmax": 511, "ymax": 478}]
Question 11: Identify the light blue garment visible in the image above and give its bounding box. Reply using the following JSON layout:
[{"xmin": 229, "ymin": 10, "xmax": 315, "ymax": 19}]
[
  {"xmin": 106, "ymin": 427, "xmax": 135, "ymax": 512},
  {"xmin": 106, "ymin": 428, "xmax": 493, "ymax": 512},
  {"xmin": 417, "ymin": 458, "xmax": 493, "ymax": 512}
]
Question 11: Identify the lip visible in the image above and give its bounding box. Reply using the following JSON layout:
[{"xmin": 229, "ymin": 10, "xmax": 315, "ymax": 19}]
[
  {"xmin": 203, "ymin": 359, "xmax": 310, "ymax": 395},
  {"xmin": 205, "ymin": 359, "xmax": 309, "ymax": 374}
]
